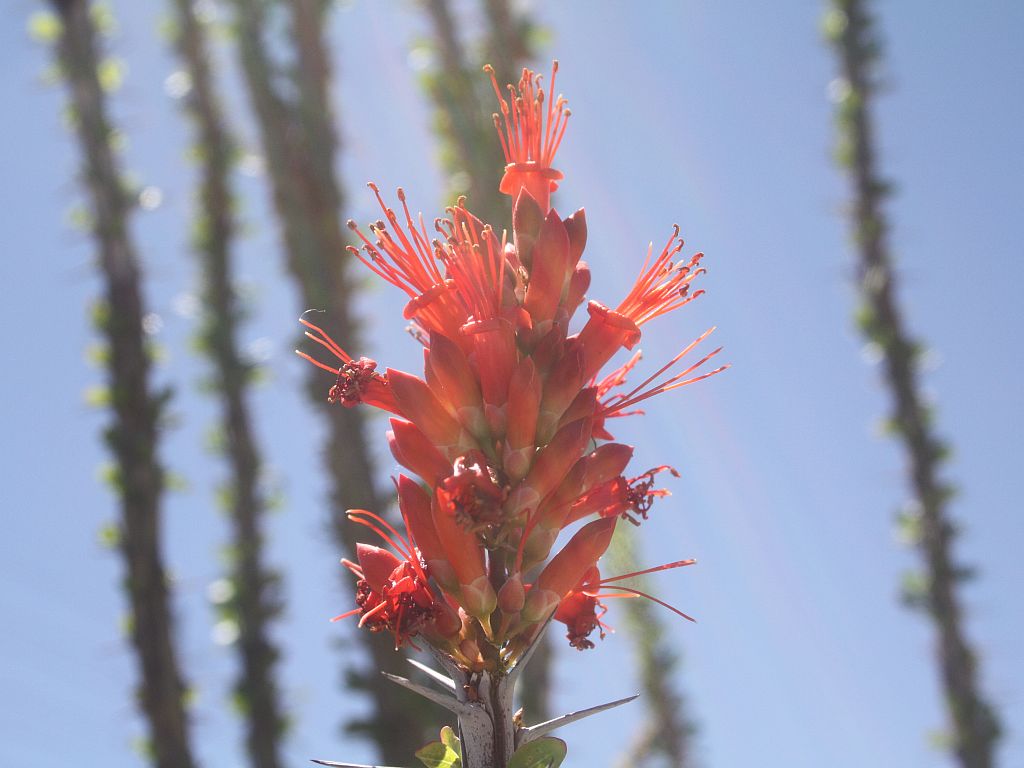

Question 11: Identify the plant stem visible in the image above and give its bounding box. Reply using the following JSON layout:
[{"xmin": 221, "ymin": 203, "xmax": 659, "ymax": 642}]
[
  {"xmin": 168, "ymin": 1, "xmax": 286, "ymax": 765},
  {"xmin": 608, "ymin": 530, "xmax": 696, "ymax": 767},
  {"xmin": 827, "ymin": 2, "xmax": 1001, "ymax": 764},
  {"xmin": 224, "ymin": 0, "xmax": 432, "ymax": 758},
  {"xmin": 50, "ymin": 2, "xmax": 197, "ymax": 765}
]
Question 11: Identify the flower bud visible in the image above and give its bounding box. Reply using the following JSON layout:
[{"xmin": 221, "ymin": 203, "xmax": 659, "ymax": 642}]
[
  {"xmin": 524, "ymin": 210, "xmax": 571, "ymax": 327},
  {"xmin": 563, "ymin": 208, "xmax": 588, "ymax": 266},
  {"xmin": 387, "ymin": 418, "xmax": 452, "ymax": 486},
  {"xmin": 431, "ymin": 599, "xmax": 463, "ymax": 639},
  {"xmin": 430, "ymin": 493, "xmax": 494, "ymax": 619},
  {"xmin": 512, "ymin": 188, "xmax": 545, "ymax": 270},
  {"xmin": 503, "ymin": 357, "xmax": 542, "ymax": 481},
  {"xmin": 395, "ymin": 475, "xmax": 456, "ymax": 588},
  {"xmin": 427, "ymin": 331, "xmax": 488, "ymax": 438},
  {"xmin": 519, "ymin": 417, "xmax": 593, "ymax": 509},
  {"xmin": 354, "ymin": 543, "xmax": 401, "ymax": 593},
  {"xmin": 536, "ymin": 343, "xmax": 584, "ymax": 444},
  {"xmin": 459, "ymin": 574, "xmax": 498, "ymax": 621},
  {"xmin": 523, "ymin": 518, "xmax": 617, "ymax": 623},
  {"xmin": 497, "ymin": 573, "xmax": 526, "ymax": 613},
  {"xmin": 388, "ymin": 368, "xmax": 465, "ymax": 452},
  {"xmin": 564, "ymin": 261, "xmax": 591, "ymax": 316},
  {"xmin": 462, "ymin": 317, "xmax": 517, "ymax": 437}
]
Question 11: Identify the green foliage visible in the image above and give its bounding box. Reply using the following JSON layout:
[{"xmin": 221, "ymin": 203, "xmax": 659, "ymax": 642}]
[
  {"xmin": 89, "ymin": 2, "xmax": 118, "ymax": 37},
  {"xmin": 27, "ymin": 11, "xmax": 62, "ymax": 43},
  {"xmin": 97, "ymin": 521, "xmax": 121, "ymax": 550},
  {"xmin": 415, "ymin": 726, "xmax": 462, "ymax": 768},
  {"xmin": 97, "ymin": 57, "xmax": 125, "ymax": 92},
  {"xmin": 899, "ymin": 569, "xmax": 930, "ymax": 611},
  {"xmin": 84, "ymin": 384, "xmax": 111, "ymax": 408},
  {"xmin": 508, "ymin": 737, "xmax": 568, "ymax": 768}
]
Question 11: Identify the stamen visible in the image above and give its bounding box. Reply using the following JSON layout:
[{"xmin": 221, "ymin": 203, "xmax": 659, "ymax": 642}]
[
  {"xmin": 295, "ymin": 350, "xmax": 339, "ymax": 375},
  {"xmin": 590, "ymin": 559, "xmax": 696, "ymax": 586},
  {"xmin": 300, "ymin": 315, "xmax": 353, "ymax": 363},
  {"xmin": 347, "ymin": 510, "xmax": 415, "ymax": 563},
  {"xmin": 599, "ymin": 328, "xmax": 729, "ymax": 417},
  {"xmin": 330, "ymin": 607, "xmax": 362, "ymax": 622},
  {"xmin": 346, "ymin": 184, "xmax": 445, "ymax": 299},
  {"xmin": 601, "ymin": 586, "xmax": 696, "ymax": 623},
  {"xmin": 617, "ymin": 226, "xmax": 707, "ymax": 327}
]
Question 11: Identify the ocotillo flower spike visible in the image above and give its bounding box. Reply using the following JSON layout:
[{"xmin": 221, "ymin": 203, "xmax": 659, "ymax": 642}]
[{"xmin": 302, "ymin": 62, "xmax": 726, "ymax": 765}]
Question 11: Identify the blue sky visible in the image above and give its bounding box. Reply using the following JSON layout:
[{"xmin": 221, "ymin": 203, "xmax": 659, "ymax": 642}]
[{"xmin": 2, "ymin": 2, "xmax": 1022, "ymax": 767}]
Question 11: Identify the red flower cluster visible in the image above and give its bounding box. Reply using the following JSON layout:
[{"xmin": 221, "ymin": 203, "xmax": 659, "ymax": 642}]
[{"xmin": 300, "ymin": 63, "xmax": 724, "ymax": 661}]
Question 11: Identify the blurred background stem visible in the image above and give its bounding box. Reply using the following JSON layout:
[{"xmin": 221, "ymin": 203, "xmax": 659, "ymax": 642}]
[
  {"xmin": 168, "ymin": 2, "xmax": 286, "ymax": 766},
  {"xmin": 49, "ymin": 2, "xmax": 197, "ymax": 766},
  {"xmin": 826, "ymin": 2, "xmax": 1001, "ymax": 765},
  {"xmin": 609, "ymin": 529, "xmax": 697, "ymax": 768},
  {"xmin": 222, "ymin": 0, "xmax": 431, "ymax": 759}
]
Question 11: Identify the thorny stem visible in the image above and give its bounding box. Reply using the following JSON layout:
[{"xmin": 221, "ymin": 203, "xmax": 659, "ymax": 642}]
[
  {"xmin": 49, "ymin": 2, "xmax": 197, "ymax": 766},
  {"xmin": 827, "ymin": 2, "xmax": 1000, "ymax": 765},
  {"xmin": 168, "ymin": 1, "xmax": 286, "ymax": 765}
]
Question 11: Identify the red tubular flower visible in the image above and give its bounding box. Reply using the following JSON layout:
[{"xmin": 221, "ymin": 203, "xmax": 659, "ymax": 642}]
[
  {"xmin": 388, "ymin": 368, "xmax": 470, "ymax": 457},
  {"xmin": 387, "ymin": 418, "xmax": 452, "ymax": 486},
  {"xmin": 395, "ymin": 474, "xmax": 456, "ymax": 591},
  {"xmin": 575, "ymin": 301, "xmax": 642, "ymax": 383},
  {"xmin": 523, "ymin": 210, "xmax": 571, "ymax": 330},
  {"xmin": 296, "ymin": 317, "xmax": 401, "ymax": 414},
  {"xmin": 486, "ymin": 62, "xmax": 569, "ymax": 213},
  {"xmin": 566, "ymin": 465, "xmax": 679, "ymax": 527},
  {"xmin": 426, "ymin": 332, "xmax": 488, "ymax": 439},
  {"xmin": 503, "ymin": 357, "xmax": 542, "ymax": 482},
  {"xmin": 461, "ymin": 317, "xmax": 518, "ymax": 438},
  {"xmin": 335, "ymin": 512, "xmax": 440, "ymax": 649},
  {"xmin": 522, "ymin": 517, "xmax": 617, "ymax": 623},
  {"xmin": 299, "ymin": 61, "xmax": 721, "ymax": 668}
]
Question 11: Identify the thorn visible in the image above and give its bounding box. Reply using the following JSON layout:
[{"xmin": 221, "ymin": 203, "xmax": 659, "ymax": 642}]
[
  {"xmin": 517, "ymin": 693, "xmax": 640, "ymax": 746},
  {"xmin": 407, "ymin": 657, "xmax": 456, "ymax": 690},
  {"xmin": 381, "ymin": 671, "xmax": 474, "ymax": 716}
]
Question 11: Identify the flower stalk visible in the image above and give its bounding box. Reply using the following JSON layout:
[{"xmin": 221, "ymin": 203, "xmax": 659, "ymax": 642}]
[{"xmin": 306, "ymin": 63, "xmax": 724, "ymax": 768}]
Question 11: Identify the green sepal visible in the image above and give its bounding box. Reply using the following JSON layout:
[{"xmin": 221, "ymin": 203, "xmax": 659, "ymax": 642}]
[
  {"xmin": 508, "ymin": 737, "xmax": 568, "ymax": 768},
  {"xmin": 414, "ymin": 726, "xmax": 462, "ymax": 768}
]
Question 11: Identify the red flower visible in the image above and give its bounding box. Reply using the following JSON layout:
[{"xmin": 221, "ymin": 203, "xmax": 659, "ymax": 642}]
[
  {"xmin": 486, "ymin": 62, "xmax": 569, "ymax": 213},
  {"xmin": 334, "ymin": 512, "xmax": 441, "ymax": 649},
  {"xmin": 299, "ymin": 62, "xmax": 724, "ymax": 660}
]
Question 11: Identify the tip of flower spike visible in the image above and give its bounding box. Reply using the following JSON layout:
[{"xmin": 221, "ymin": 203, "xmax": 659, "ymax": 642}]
[{"xmin": 487, "ymin": 61, "xmax": 570, "ymax": 212}]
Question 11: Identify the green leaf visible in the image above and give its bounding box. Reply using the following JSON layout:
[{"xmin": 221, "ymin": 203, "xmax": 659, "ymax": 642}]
[
  {"xmin": 415, "ymin": 731, "xmax": 462, "ymax": 768},
  {"xmin": 439, "ymin": 725, "xmax": 461, "ymax": 753},
  {"xmin": 508, "ymin": 737, "xmax": 568, "ymax": 768}
]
